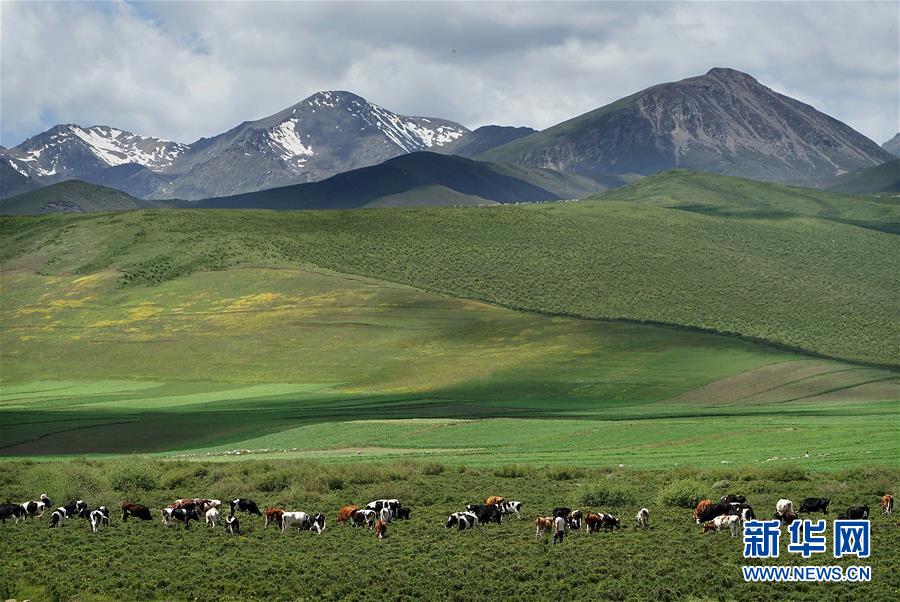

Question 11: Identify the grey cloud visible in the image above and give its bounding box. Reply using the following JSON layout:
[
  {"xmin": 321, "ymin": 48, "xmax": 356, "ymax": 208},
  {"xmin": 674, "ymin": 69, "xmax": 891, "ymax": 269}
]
[{"xmin": 1, "ymin": 1, "xmax": 897, "ymax": 147}]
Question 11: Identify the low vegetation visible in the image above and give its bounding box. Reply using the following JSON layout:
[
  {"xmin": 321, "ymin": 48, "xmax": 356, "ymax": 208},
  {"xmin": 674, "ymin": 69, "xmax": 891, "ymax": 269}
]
[{"xmin": 1, "ymin": 459, "xmax": 896, "ymax": 601}]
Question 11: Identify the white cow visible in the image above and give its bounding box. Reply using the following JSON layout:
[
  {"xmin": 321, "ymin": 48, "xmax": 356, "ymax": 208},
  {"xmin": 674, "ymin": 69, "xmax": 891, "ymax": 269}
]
[
  {"xmin": 704, "ymin": 514, "xmax": 740, "ymax": 537},
  {"xmin": 635, "ymin": 507, "xmax": 650, "ymax": 529},
  {"xmin": 776, "ymin": 499, "xmax": 794, "ymax": 515},
  {"xmin": 206, "ymin": 507, "xmax": 220, "ymax": 528},
  {"xmin": 90, "ymin": 507, "xmax": 110, "ymax": 533}
]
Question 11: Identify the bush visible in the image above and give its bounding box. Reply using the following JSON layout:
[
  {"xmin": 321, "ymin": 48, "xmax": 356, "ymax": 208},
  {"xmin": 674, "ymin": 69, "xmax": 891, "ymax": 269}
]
[
  {"xmin": 549, "ymin": 468, "xmax": 584, "ymax": 481},
  {"xmin": 256, "ymin": 471, "xmax": 291, "ymax": 492},
  {"xmin": 580, "ymin": 483, "xmax": 635, "ymax": 507},
  {"xmin": 657, "ymin": 479, "xmax": 706, "ymax": 509},
  {"xmin": 421, "ymin": 462, "xmax": 445, "ymax": 476},
  {"xmin": 109, "ymin": 466, "xmax": 159, "ymax": 492}
]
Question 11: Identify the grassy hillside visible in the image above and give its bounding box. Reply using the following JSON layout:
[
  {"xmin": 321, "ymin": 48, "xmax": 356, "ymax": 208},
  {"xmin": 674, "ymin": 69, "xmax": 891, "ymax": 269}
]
[
  {"xmin": 0, "ymin": 180, "xmax": 165, "ymax": 214},
  {"xmin": 186, "ymin": 152, "xmax": 605, "ymax": 210},
  {"xmin": 2, "ymin": 171, "xmax": 896, "ymax": 366},
  {"xmin": 3, "ymin": 266, "xmax": 896, "ymax": 462},
  {"xmin": 827, "ymin": 159, "xmax": 900, "ymax": 195},
  {"xmin": 1, "ymin": 460, "xmax": 897, "ymax": 601},
  {"xmin": 595, "ymin": 169, "xmax": 900, "ymax": 233}
]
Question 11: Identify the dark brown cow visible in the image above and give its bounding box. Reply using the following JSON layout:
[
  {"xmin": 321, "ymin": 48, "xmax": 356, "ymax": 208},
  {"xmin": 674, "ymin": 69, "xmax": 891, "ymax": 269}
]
[
  {"xmin": 692, "ymin": 499, "xmax": 713, "ymax": 523},
  {"xmin": 122, "ymin": 502, "xmax": 152, "ymax": 521}
]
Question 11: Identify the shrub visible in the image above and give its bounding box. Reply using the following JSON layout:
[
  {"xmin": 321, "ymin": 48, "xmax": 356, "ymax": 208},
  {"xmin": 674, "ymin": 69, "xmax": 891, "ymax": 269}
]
[
  {"xmin": 256, "ymin": 471, "xmax": 291, "ymax": 492},
  {"xmin": 109, "ymin": 463, "xmax": 159, "ymax": 492},
  {"xmin": 580, "ymin": 483, "xmax": 635, "ymax": 507},
  {"xmin": 421, "ymin": 462, "xmax": 445, "ymax": 476},
  {"xmin": 657, "ymin": 479, "xmax": 706, "ymax": 509}
]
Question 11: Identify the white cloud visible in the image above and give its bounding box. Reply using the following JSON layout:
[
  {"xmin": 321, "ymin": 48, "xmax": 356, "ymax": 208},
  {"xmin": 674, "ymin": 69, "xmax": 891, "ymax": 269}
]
[{"xmin": 1, "ymin": 1, "xmax": 897, "ymax": 147}]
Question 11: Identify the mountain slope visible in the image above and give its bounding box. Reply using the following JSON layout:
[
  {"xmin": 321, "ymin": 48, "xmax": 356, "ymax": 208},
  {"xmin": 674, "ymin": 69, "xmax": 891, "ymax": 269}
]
[
  {"xmin": 4, "ymin": 125, "xmax": 187, "ymax": 185},
  {"xmin": 827, "ymin": 159, "xmax": 900, "ymax": 195},
  {"xmin": 0, "ymin": 160, "xmax": 42, "ymax": 199},
  {"xmin": 0, "ymin": 180, "xmax": 166, "ymax": 214},
  {"xmin": 883, "ymin": 133, "xmax": 900, "ymax": 157},
  {"xmin": 437, "ymin": 125, "xmax": 537, "ymax": 158},
  {"xmin": 481, "ymin": 68, "xmax": 893, "ymax": 186},
  {"xmin": 188, "ymin": 152, "xmax": 605, "ymax": 209},
  {"xmin": 4, "ymin": 92, "xmax": 469, "ymax": 201}
]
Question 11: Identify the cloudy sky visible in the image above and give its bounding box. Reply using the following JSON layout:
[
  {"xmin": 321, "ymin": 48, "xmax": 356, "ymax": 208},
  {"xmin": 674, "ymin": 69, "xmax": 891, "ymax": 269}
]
[{"xmin": 1, "ymin": 1, "xmax": 897, "ymax": 147}]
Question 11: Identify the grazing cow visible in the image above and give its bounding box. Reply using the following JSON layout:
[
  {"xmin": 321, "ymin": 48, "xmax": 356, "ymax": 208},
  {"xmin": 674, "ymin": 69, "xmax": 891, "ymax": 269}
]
[
  {"xmin": 281, "ymin": 511, "xmax": 325, "ymax": 534},
  {"xmin": 1, "ymin": 503, "xmax": 26, "ymax": 524},
  {"xmin": 703, "ymin": 514, "xmax": 740, "ymax": 537},
  {"xmin": 486, "ymin": 496, "xmax": 505, "ymax": 506},
  {"xmin": 553, "ymin": 507, "xmax": 572, "ymax": 519},
  {"xmin": 395, "ymin": 506, "xmax": 411, "ymax": 520},
  {"xmin": 90, "ymin": 507, "xmax": 110, "ymax": 533},
  {"xmin": 739, "ymin": 505, "xmax": 756, "ymax": 522},
  {"xmin": 163, "ymin": 507, "xmax": 200, "ymax": 528},
  {"xmin": 206, "ymin": 507, "xmax": 220, "ymax": 528},
  {"xmin": 351, "ymin": 509, "xmax": 376, "ymax": 529},
  {"xmin": 375, "ymin": 519, "xmax": 387, "ymax": 539},
  {"xmin": 585, "ymin": 512, "xmax": 603, "ymax": 533},
  {"xmin": 121, "ymin": 503, "xmax": 152, "ymax": 522},
  {"xmin": 21, "ymin": 496, "xmax": 49, "ymax": 520},
  {"xmin": 775, "ymin": 499, "xmax": 793, "ymax": 515},
  {"xmin": 635, "ymin": 507, "xmax": 650, "ymax": 529},
  {"xmin": 720, "ymin": 495, "xmax": 747, "ymax": 505},
  {"xmin": 566, "ymin": 510, "xmax": 583, "ymax": 530},
  {"xmin": 495, "ymin": 500, "xmax": 523, "ymax": 518},
  {"xmin": 798, "ymin": 498, "xmax": 829, "ymax": 515},
  {"xmin": 366, "ymin": 499, "xmax": 401, "ymax": 520},
  {"xmin": 225, "ymin": 515, "xmax": 240, "ymax": 534},
  {"xmin": 62, "ymin": 500, "xmax": 87, "ymax": 518},
  {"xmin": 378, "ymin": 507, "xmax": 393, "ymax": 524},
  {"xmin": 600, "ymin": 514, "xmax": 621, "ymax": 530},
  {"xmin": 49, "ymin": 507, "xmax": 67, "ymax": 528},
  {"xmin": 337, "ymin": 505, "xmax": 359, "ymax": 526},
  {"xmin": 842, "ymin": 506, "xmax": 870, "ymax": 520},
  {"xmin": 229, "ymin": 499, "xmax": 262, "ymax": 516},
  {"xmin": 534, "ymin": 516, "xmax": 553, "ymax": 537},
  {"xmin": 201, "ymin": 499, "xmax": 221, "ymax": 513},
  {"xmin": 881, "ymin": 495, "xmax": 893, "ymax": 515},
  {"xmin": 265, "ymin": 507, "xmax": 285, "ymax": 528},
  {"xmin": 696, "ymin": 502, "xmax": 731, "ymax": 524},
  {"xmin": 465, "ymin": 504, "xmax": 501, "ymax": 525},
  {"xmin": 774, "ymin": 510, "xmax": 799, "ymax": 527},
  {"xmin": 446, "ymin": 512, "xmax": 479, "ymax": 531},
  {"xmin": 692, "ymin": 499, "xmax": 713, "ymax": 522}
]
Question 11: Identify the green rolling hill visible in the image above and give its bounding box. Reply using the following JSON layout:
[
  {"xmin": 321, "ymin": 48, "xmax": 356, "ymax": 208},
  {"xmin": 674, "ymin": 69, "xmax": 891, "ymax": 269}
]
[
  {"xmin": 0, "ymin": 180, "xmax": 166, "ymax": 214},
  {"xmin": 827, "ymin": 159, "xmax": 900, "ymax": 195},
  {"xmin": 2, "ymin": 170, "xmax": 896, "ymax": 366},
  {"xmin": 185, "ymin": 151, "xmax": 607, "ymax": 209}
]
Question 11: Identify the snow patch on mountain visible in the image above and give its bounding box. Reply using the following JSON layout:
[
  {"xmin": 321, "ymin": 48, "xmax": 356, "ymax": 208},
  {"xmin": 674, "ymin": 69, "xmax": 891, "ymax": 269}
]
[{"xmin": 267, "ymin": 118, "xmax": 314, "ymax": 168}]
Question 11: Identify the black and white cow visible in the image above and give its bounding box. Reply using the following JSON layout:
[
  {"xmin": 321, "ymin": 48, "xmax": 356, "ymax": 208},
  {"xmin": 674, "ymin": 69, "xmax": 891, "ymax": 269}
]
[
  {"xmin": 90, "ymin": 507, "xmax": 110, "ymax": 532},
  {"xmin": 281, "ymin": 511, "xmax": 326, "ymax": 534},
  {"xmin": 495, "ymin": 500, "xmax": 523, "ymax": 519},
  {"xmin": 21, "ymin": 494, "xmax": 51, "ymax": 520},
  {"xmin": 162, "ymin": 507, "xmax": 200, "ymax": 528},
  {"xmin": 366, "ymin": 499, "xmax": 401, "ymax": 520},
  {"xmin": 720, "ymin": 495, "xmax": 747, "ymax": 505},
  {"xmin": 49, "ymin": 507, "xmax": 68, "ymax": 528},
  {"xmin": 63, "ymin": 500, "xmax": 87, "ymax": 518},
  {"xmin": 446, "ymin": 511, "xmax": 479, "ymax": 531},
  {"xmin": 798, "ymin": 498, "xmax": 830, "ymax": 515},
  {"xmin": 351, "ymin": 509, "xmax": 376, "ymax": 529},
  {"xmin": 465, "ymin": 504, "xmax": 501, "ymax": 525},
  {"xmin": 0, "ymin": 503, "xmax": 25, "ymax": 523},
  {"xmin": 225, "ymin": 515, "xmax": 241, "ymax": 534},
  {"xmin": 229, "ymin": 499, "xmax": 262, "ymax": 516}
]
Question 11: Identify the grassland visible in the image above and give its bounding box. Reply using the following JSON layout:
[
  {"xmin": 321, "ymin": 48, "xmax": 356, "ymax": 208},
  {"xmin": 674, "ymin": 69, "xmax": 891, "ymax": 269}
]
[
  {"xmin": 1, "ymin": 459, "xmax": 897, "ymax": 601},
  {"xmin": 1, "ymin": 267, "xmax": 897, "ymax": 466},
  {"xmin": 2, "ymin": 171, "xmax": 898, "ymax": 366}
]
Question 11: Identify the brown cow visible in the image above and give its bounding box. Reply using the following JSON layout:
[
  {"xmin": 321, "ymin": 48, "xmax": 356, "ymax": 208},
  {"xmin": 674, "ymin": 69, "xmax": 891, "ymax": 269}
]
[
  {"xmin": 882, "ymin": 494, "xmax": 894, "ymax": 515},
  {"xmin": 337, "ymin": 505, "xmax": 359, "ymax": 526},
  {"xmin": 486, "ymin": 496, "xmax": 505, "ymax": 506},
  {"xmin": 375, "ymin": 519, "xmax": 387, "ymax": 539},
  {"xmin": 264, "ymin": 507, "xmax": 285, "ymax": 528},
  {"xmin": 170, "ymin": 498, "xmax": 202, "ymax": 513},
  {"xmin": 585, "ymin": 512, "xmax": 603, "ymax": 533},
  {"xmin": 692, "ymin": 499, "xmax": 713, "ymax": 522},
  {"xmin": 534, "ymin": 516, "xmax": 552, "ymax": 538},
  {"xmin": 121, "ymin": 502, "xmax": 152, "ymax": 521}
]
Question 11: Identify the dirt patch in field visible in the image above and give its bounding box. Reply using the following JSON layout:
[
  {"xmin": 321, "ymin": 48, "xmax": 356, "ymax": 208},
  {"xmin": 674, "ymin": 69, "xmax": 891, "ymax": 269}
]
[{"xmin": 662, "ymin": 359, "xmax": 898, "ymax": 405}]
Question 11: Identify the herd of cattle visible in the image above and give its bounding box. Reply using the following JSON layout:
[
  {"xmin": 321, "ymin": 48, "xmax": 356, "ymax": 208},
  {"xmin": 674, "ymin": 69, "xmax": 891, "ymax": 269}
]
[{"xmin": 0, "ymin": 492, "xmax": 894, "ymax": 542}]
